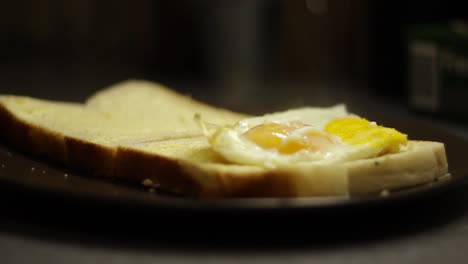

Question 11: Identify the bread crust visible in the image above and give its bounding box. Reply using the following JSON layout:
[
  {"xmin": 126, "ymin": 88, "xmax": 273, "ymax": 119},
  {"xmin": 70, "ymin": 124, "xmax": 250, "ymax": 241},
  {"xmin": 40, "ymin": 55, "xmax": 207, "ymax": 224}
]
[
  {"xmin": 114, "ymin": 146, "xmax": 204, "ymax": 196},
  {"xmin": 27, "ymin": 123, "xmax": 68, "ymax": 165},
  {"xmin": 347, "ymin": 141, "xmax": 448, "ymax": 195},
  {"xmin": 0, "ymin": 100, "xmax": 68, "ymax": 165},
  {"xmin": 114, "ymin": 146, "xmax": 300, "ymax": 197},
  {"xmin": 0, "ymin": 101, "xmax": 31, "ymax": 153},
  {"xmin": 65, "ymin": 137, "xmax": 115, "ymax": 178}
]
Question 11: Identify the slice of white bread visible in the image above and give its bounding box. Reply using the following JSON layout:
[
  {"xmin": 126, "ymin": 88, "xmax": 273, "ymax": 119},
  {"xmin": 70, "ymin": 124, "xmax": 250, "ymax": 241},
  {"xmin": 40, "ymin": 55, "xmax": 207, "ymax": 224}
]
[
  {"xmin": 115, "ymin": 136, "xmax": 447, "ymax": 197},
  {"xmin": 0, "ymin": 80, "xmax": 449, "ymax": 197},
  {"xmin": 0, "ymin": 80, "xmax": 247, "ymax": 178}
]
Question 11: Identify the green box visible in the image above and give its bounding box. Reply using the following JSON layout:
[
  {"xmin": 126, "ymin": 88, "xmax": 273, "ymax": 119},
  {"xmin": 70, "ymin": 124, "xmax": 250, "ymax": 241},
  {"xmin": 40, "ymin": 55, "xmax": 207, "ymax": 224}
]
[{"xmin": 407, "ymin": 20, "xmax": 468, "ymax": 120}]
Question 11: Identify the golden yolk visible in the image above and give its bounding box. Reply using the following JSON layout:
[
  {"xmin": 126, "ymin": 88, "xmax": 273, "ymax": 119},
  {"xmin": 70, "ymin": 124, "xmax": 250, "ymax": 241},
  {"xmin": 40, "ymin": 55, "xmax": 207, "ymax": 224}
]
[
  {"xmin": 243, "ymin": 122, "xmax": 305, "ymax": 149},
  {"xmin": 243, "ymin": 122, "xmax": 336, "ymax": 154},
  {"xmin": 279, "ymin": 130, "xmax": 336, "ymax": 154},
  {"xmin": 325, "ymin": 117, "xmax": 407, "ymax": 154},
  {"xmin": 242, "ymin": 117, "xmax": 407, "ymax": 156}
]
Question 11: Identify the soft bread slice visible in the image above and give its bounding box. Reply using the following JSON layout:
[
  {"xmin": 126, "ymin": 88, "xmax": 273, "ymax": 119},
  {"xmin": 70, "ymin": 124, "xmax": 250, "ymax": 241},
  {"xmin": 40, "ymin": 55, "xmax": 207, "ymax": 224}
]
[
  {"xmin": 115, "ymin": 137, "xmax": 447, "ymax": 197},
  {"xmin": 0, "ymin": 80, "xmax": 247, "ymax": 177}
]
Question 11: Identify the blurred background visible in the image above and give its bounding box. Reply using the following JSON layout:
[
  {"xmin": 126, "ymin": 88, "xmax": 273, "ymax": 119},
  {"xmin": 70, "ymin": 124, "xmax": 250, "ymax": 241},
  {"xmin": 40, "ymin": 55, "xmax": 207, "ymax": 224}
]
[{"xmin": 1, "ymin": 0, "xmax": 468, "ymax": 119}]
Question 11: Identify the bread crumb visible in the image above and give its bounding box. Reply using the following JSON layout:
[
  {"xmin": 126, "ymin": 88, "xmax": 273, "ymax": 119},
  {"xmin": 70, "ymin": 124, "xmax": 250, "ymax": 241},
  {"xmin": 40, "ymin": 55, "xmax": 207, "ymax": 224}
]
[
  {"xmin": 64, "ymin": 173, "xmax": 68, "ymax": 179},
  {"xmin": 142, "ymin": 179, "xmax": 154, "ymax": 186},
  {"xmin": 380, "ymin": 189, "xmax": 390, "ymax": 197},
  {"xmin": 437, "ymin": 173, "xmax": 452, "ymax": 182},
  {"xmin": 42, "ymin": 170, "xmax": 46, "ymax": 174},
  {"xmin": 142, "ymin": 178, "xmax": 160, "ymax": 188},
  {"xmin": 31, "ymin": 167, "xmax": 35, "ymax": 171}
]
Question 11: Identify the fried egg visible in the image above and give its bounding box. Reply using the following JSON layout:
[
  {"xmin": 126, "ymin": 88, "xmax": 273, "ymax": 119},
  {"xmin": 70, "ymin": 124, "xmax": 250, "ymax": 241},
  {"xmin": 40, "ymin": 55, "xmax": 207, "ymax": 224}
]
[{"xmin": 207, "ymin": 104, "xmax": 408, "ymax": 168}]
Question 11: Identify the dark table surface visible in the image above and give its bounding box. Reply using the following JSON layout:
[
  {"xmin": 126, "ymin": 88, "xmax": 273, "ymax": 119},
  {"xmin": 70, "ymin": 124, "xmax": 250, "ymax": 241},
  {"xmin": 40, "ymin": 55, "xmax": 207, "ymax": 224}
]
[{"xmin": 1, "ymin": 62, "xmax": 468, "ymax": 264}]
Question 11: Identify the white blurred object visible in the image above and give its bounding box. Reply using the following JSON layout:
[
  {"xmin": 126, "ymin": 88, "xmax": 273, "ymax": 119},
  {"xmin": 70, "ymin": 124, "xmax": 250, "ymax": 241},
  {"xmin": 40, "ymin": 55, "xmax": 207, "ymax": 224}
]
[{"xmin": 306, "ymin": 0, "xmax": 327, "ymax": 15}]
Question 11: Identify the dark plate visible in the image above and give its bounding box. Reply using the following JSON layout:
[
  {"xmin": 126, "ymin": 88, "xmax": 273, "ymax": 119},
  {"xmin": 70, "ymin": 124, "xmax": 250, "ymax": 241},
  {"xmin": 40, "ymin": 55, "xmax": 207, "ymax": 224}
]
[{"xmin": 0, "ymin": 116, "xmax": 467, "ymax": 214}]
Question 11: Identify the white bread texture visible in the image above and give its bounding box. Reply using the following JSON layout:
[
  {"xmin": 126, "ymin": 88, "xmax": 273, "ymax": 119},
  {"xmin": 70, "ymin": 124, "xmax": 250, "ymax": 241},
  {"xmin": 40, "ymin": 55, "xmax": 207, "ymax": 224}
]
[{"xmin": 0, "ymin": 80, "xmax": 449, "ymax": 198}]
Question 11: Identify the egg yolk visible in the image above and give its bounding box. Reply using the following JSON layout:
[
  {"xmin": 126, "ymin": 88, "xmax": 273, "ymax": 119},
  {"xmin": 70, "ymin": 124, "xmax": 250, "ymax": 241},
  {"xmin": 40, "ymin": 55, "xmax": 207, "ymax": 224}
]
[
  {"xmin": 242, "ymin": 122, "xmax": 336, "ymax": 154},
  {"xmin": 242, "ymin": 122, "xmax": 304, "ymax": 149},
  {"xmin": 325, "ymin": 117, "xmax": 407, "ymax": 154},
  {"xmin": 279, "ymin": 130, "xmax": 336, "ymax": 154},
  {"xmin": 242, "ymin": 116, "xmax": 408, "ymax": 156}
]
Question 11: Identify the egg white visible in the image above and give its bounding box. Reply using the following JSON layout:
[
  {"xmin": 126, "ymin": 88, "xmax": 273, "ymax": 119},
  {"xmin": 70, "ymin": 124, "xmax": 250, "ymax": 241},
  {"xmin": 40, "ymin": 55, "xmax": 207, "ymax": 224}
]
[{"xmin": 209, "ymin": 104, "xmax": 375, "ymax": 168}]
